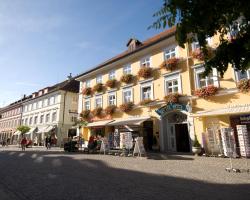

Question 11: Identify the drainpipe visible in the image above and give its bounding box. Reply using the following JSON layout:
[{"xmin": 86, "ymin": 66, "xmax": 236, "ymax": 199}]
[{"xmin": 61, "ymin": 91, "xmax": 67, "ymax": 144}]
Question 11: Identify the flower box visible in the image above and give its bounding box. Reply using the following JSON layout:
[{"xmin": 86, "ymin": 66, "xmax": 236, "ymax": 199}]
[
  {"xmin": 237, "ymin": 79, "xmax": 250, "ymax": 93},
  {"xmin": 106, "ymin": 79, "xmax": 118, "ymax": 88},
  {"xmin": 105, "ymin": 105, "xmax": 117, "ymax": 115},
  {"xmin": 120, "ymin": 74, "xmax": 134, "ymax": 84},
  {"xmin": 82, "ymin": 87, "xmax": 92, "ymax": 96},
  {"xmin": 160, "ymin": 57, "xmax": 179, "ymax": 70},
  {"xmin": 192, "ymin": 47, "xmax": 214, "ymax": 61},
  {"xmin": 137, "ymin": 67, "xmax": 153, "ymax": 79},
  {"xmin": 92, "ymin": 107, "xmax": 103, "ymax": 117},
  {"xmin": 194, "ymin": 85, "xmax": 218, "ymax": 98},
  {"xmin": 80, "ymin": 110, "xmax": 91, "ymax": 120},
  {"xmin": 139, "ymin": 99, "xmax": 153, "ymax": 106},
  {"xmin": 93, "ymin": 83, "xmax": 104, "ymax": 93},
  {"xmin": 119, "ymin": 102, "xmax": 134, "ymax": 112},
  {"xmin": 164, "ymin": 93, "xmax": 180, "ymax": 104}
]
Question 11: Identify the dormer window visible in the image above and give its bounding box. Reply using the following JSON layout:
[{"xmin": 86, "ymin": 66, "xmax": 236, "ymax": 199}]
[
  {"xmin": 44, "ymin": 88, "xmax": 48, "ymax": 94},
  {"xmin": 126, "ymin": 38, "xmax": 141, "ymax": 52},
  {"xmin": 38, "ymin": 90, "xmax": 43, "ymax": 96}
]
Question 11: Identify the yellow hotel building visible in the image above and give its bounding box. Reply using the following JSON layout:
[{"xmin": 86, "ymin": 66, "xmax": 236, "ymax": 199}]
[{"xmin": 76, "ymin": 27, "xmax": 250, "ymax": 153}]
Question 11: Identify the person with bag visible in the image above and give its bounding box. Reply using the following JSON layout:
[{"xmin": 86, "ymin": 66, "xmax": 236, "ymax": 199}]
[{"xmin": 21, "ymin": 137, "xmax": 27, "ymax": 151}]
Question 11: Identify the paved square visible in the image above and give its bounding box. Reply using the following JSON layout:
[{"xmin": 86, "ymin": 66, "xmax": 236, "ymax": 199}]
[{"xmin": 0, "ymin": 148, "xmax": 249, "ymax": 200}]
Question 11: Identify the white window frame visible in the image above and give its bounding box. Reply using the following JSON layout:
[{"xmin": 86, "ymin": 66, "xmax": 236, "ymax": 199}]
[
  {"xmin": 95, "ymin": 96, "xmax": 103, "ymax": 108},
  {"xmin": 140, "ymin": 56, "xmax": 151, "ymax": 67},
  {"xmin": 123, "ymin": 87, "xmax": 133, "ymax": 103},
  {"xmin": 234, "ymin": 69, "xmax": 250, "ymax": 82},
  {"xmin": 123, "ymin": 64, "xmax": 132, "ymax": 75},
  {"xmin": 140, "ymin": 82, "xmax": 154, "ymax": 100},
  {"xmin": 164, "ymin": 45, "xmax": 177, "ymax": 60},
  {"xmin": 108, "ymin": 92, "xmax": 116, "ymax": 105},
  {"xmin": 49, "ymin": 96, "xmax": 55, "ymax": 105},
  {"xmin": 85, "ymin": 99, "xmax": 91, "ymax": 110},
  {"xmin": 40, "ymin": 115, "xmax": 44, "ymax": 124},
  {"xmin": 85, "ymin": 80, "xmax": 91, "ymax": 88},
  {"xmin": 164, "ymin": 73, "xmax": 182, "ymax": 94},
  {"xmin": 109, "ymin": 70, "xmax": 116, "ymax": 80},
  {"xmin": 96, "ymin": 75, "xmax": 102, "ymax": 84},
  {"xmin": 52, "ymin": 112, "xmax": 57, "ymax": 122},
  {"xmin": 45, "ymin": 113, "xmax": 50, "ymax": 123},
  {"xmin": 194, "ymin": 65, "xmax": 219, "ymax": 89},
  {"xmin": 34, "ymin": 116, "xmax": 38, "ymax": 125}
]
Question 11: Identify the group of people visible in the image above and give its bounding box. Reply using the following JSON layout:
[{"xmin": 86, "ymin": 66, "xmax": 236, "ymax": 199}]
[{"xmin": 1, "ymin": 138, "xmax": 10, "ymax": 147}]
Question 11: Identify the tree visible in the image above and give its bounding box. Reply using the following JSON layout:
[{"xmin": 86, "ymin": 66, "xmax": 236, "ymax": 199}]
[
  {"xmin": 150, "ymin": 0, "xmax": 250, "ymax": 77},
  {"xmin": 17, "ymin": 125, "xmax": 30, "ymax": 136}
]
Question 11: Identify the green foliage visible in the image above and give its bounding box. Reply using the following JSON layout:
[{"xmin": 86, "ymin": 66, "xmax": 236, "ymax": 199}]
[
  {"xmin": 150, "ymin": 0, "xmax": 250, "ymax": 77},
  {"xmin": 75, "ymin": 119, "xmax": 88, "ymax": 128},
  {"xmin": 17, "ymin": 125, "xmax": 30, "ymax": 135},
  {"xmin": 193, "ymin": 134, "xmax": 201, "ymax": 148}
]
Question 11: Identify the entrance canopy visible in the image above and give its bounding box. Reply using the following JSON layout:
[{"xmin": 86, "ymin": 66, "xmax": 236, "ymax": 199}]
[
  {"xmin": 25, "ymin": 127, "xmax": 37, "ymax": 135},
  {"xmin": 44, "ymin": 125, "xmax": 55, "ymax": 133},
  {"xmin": 36, "ymin": 126, "xmax": 47, "ymax": 134},
  {"xmin": 13, "ymin": 130, "xmax": 21, "ymax": 136},
  {"xmin": 87, "ymin": 120, "xmax": 114, "ymax": 127},
  {"xmin": 192, "ymin": 104, "xmax": 250, "ymax": 117},
  {"xmin": 107, "ymin": 116, "xmax": 151, "ymax": 126}
]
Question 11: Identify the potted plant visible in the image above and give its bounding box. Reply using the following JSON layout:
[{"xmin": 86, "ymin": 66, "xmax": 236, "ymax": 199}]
[
  {"xmin": 160, "ymin": 57, "xmax": 179, "ymax": 70},
  {"xmin": 164, "ymin": 93, "xmax": 180, "ymax": 104},
  {"xmin": 152, "ymin": 135, "xmax": 159, "ymax": 151},
  {"xmin": 192, "ymin": 134, "xmax": 201, "ymax": 155},
  {"xmin": 139, "ymin": 99, "xmax": 153, "ymax": 106},
  {"xmin": 194, "ymin": 85, "xmax": 218, "ymax": 98},
  {"xmin": 80, "ymin": 110, "xmax": 91, "ymax": 120},
  {"xmin": 192, "ymin": 46, "xmax": 214, "ymax": 61},
  {"xmin": 120, "ymin": 74, "xmax": 134, "ymax": 84},
  {"xmin": 237, "ymin": 79, "xmax": 250, "ymax": 93},
  {"xmin": 92, "ymin": 107, "xmax": 103, "ymax": 117},
  {"xmin": 106, "ymin": 79, "xmax": 118, "ymax": 89},
  {"xmin": 137, "ymin": 67, "xmax": 153, "ymax": 79},
  {"xmin": 119, "ymin": 102, "xmax": 134, "ymax": 112},
  {"xmin": 105, "ymin": 105, "xmax": 117, "ymax": 115},
  {"xmin": 93, "ymin": 83, "xmax": 104, "ymax": 93},
  {"xmin": 82, "ymin": 87, "xmax": 92, "ymax": 96}
]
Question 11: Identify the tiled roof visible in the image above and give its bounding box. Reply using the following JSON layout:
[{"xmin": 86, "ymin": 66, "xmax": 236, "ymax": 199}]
[{"xmin": 76, "ymin": 26, "xmax": 176, "ymax": 79}]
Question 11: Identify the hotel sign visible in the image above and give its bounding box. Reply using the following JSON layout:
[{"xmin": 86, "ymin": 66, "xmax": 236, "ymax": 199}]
[
  {"xmin": 155, "ymin": 103, "xmax": 189, "ymax": 116},
  {"xmin": 240, "ymin": 115, "xmax": 250, "ymax": 124}
]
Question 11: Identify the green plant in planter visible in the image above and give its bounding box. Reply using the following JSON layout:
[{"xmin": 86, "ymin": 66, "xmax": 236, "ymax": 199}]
[
  {"xmin": 82, "ymin": 87, "xmax": 92, "ymax": 96},
  {"xmin": 119, "ymin": 102, "xmax": 134, "ymax": 112},
  {"xmin": 193, "ymin": 134, "xmax": 201, "ymax": 147},
  {"xmin": 164, "ymin": 93, "xmax": 180, "ymax": 104},
  {"xmin": 80, "ymin": 110, "xmax": 91, "ymax": 120},
  {"xmin": 137, "ymin": 67, "xmax": 153, "ymax": 79},
  {"xmin": 92, "ymin": 107, "xmax": 103, "ymax": 117},
  {"xmin": 17, "ymin": 125, "xmax": 30, "ymax": 136},
  {"xmin": 120, "ymin": 74, "xmax": 134, "ymax": 84},
  {"xmin": 105, "ymin": 105, "xmax": 117, "ymax": 115},
  {"xmin": 194, "ymin": 85, "xmax": 218, "ymax": 98},
  {"xmin": 93, "ymin": 83, "xmax": 104, "ymax": 93},
  {"xmin": 106, "ymin": 79, "xmax": 118, "ymax": 88},
  {"xmin": 237, "ymin": 79, "xmax": 250, "ymax": 93}
]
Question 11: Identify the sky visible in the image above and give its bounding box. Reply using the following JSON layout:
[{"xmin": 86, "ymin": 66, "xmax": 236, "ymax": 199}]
[{"xmin": 0, "ymin": 0, "xmax": 163, "ymax": 107}]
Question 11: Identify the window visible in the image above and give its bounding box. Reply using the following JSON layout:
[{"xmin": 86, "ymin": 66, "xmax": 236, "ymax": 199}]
[
  {"xmin": 108, "ymin": 92, "xmax": 116, "ymax": 105},
  {"xmin": 33, "ymin": 102, "xmax": 37, "ymax": 110},
  {"xmin": 141, "ymin": 83, "xmax": 153, "ymax": 100},
  {"xmin": 46, "ymin": 113, "xmax": 50, "ymax": 123},
  {"xmin": 235, "ymin": 69, "xmax": 250, "ymax": 81},
  {"xmin": 49, "ymin": 96, "xmax": 55, "ymax": 105},
  {"xmin": 38, "ymin": 100, "xmax": 42, "ymax": 109},
  {"xmin": 44, "ymin": 99, "xmax": 48, "ymax": 107},
  {"xmin": 71, "ymin": 116, "xmax": 77, "ymax": 123},
  {"xmin": 192, "ymin": 38, "xmax": 211, "ymax": 51},
  {"xmin": 123, "ymin": 88, "xmax": 133, "ymax": 103},
  {"xmin": 40, "ymin": 115, "xmax": 44, "ymax": 124},
  {"xmin": 25, "ymin": 118, "xmax": 28, "ymax": 125},
  {"xmin": 123, "ymin": 65, "xmax": 132, "ymax": 75},
  {"xmin": 141, "ymin": 56, "xmax": 151, "ymax": 67},
  {"xmin": 85, "ymin": 100, "xmax": 91, "ymax": 110},
  {"xmin": 52, "ymin": 112, "xmax": 57, "ymax": 122},
  {"xmin": 165, "ymin": 73, "xmax": 182, "ymax": 94},
  {"xmin": 95, "ymin": 97, "xmax": 102, "ymax": 108},
  {"xmin": 194, "ymin": 66, "xmax": 219, "ymax": 88},
  {"xmin": 164, "ymin": 46, "xmax": 176, "ymax": 59},
  {"xmin": 34, "ymin": 116, "xmax": 38, "ymax": 125},
  {"xmin": 109, "ymin": 70, "xmax": 116, "ymax": 80},
  {"xmin": 86, "ymin": 80, "xmax": 91, "ymax": 88},
  {"xmin": 96, "ymin": 75, "xmax": 102, "ymax": 83},
  {"xmin": 24, "ymin": 105, "xmax": 28, "ymax": 112},
  {"xmin": 29, "ymin": 117, "xmax": 33, "ymax": 125}
]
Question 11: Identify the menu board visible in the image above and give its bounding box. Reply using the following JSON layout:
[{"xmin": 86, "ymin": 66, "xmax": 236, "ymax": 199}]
[
  {"xmin": 113, "ymin": 129, "xmax": 120, "ymax": 149},
  {"xmin": 220, "ymin": 128, "xmax": 237, "ymax": 157},
  {"xmin": 120, "ymin": 132, "xmax": 133, "ymax": 149},
  {"xmin": 237, "ymin": 125, "xmax": 250, "ymax": 158},
  {"xmin": 100, "ymin": 138, "xmax": 109, "ymax": 154},
  {"xmin": 133, "ymin": 137, "xmax": 146, "ymax": 157}
]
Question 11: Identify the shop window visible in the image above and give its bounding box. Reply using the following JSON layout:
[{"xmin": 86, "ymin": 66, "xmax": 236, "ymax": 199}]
[
  {"xmin": 123, "ymin": 88, "xmax": 133, "ymax": 103},
  {"xmin": 96, "ymin": 75, "xmax": 102, "ymax": 84},
  {"xmin": 194, "ymin": 66, "xmax": 219, "ymax": 89},
  {"xmin": 95, "ymin": 97, "xmax": 102, "ymax": 108},
  {"xmin": 123, "ymin": 65, "xmax": 132, "ymax": 75},
  {"xmin": 108, "ymin": 92, "xmax": 116, "ymax": 105},
  {"xmin": 164, "ymin": 46, "xmax": 176, "ymax": 60},
  {"xmin": 165, "ymin": 73, "xmax": 182, "ymax": 94},
  {"xmin": 141, "ymin": 83, "xmax": 153, "ymax": 100},
  {"xmin": 140, "ymin": 56, "xmax": 151, "ymax": 67},
  {"xmin": 109, "ymin": 70, "xmax": 116, "ymax": 80},
  {"xmin": 85, "ymin": 100, "xmax": 91, "ymax": 110},
  {"xmin": 235, "ymin": 69, "xmax": 250, "ymax": 82}
]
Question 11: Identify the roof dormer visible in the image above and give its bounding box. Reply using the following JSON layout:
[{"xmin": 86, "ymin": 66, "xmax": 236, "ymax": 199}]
[{"xmin": 126, "ymin": 38, "xmax": 142, "ymax": 52}]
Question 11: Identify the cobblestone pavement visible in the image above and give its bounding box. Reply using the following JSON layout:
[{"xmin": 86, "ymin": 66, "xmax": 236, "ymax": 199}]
[{"xmin": 0, "ymin": 149, "xmax": 249, "ymax": 200}]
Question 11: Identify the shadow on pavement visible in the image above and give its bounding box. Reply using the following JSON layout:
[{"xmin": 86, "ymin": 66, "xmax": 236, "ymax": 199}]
[{"xmin": 0, "ymin": 151, "xmax": 249, "ymax": 200}]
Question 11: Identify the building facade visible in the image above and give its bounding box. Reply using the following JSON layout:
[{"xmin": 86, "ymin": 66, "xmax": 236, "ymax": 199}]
[
  {"xmin": 76, "ymin": 27, "xmax": 250, "ymax": 154},
  {"xmin": 21, "ymin": 78, "xmax": 79, "ymax": 146}
]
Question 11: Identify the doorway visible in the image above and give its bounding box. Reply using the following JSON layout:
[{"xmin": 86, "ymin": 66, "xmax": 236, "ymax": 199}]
[
  {"xmin": 175, "ymin": 123, "xmax": 190, "ymax": 152},
  {"xmin": 143, "ymin": 121, "xmax": 153, "ymax": 151}
]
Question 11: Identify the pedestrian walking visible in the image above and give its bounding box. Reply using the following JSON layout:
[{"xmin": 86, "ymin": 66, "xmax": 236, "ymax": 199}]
[
  {"xmin": 21, "ymin": 137, "xmax": 27, "ymax": 151},
  {"xmin": 45, "ymin": 136, "xmax": 51, "ymax": 149}
]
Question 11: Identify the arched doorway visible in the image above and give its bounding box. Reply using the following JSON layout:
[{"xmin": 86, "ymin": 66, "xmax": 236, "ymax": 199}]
[{"xmin": 162, "ymin": 111, "xmax": 191, "ymax": 152}]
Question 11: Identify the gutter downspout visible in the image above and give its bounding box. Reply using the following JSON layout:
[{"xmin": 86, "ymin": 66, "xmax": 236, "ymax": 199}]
[{"xmin": 61, "ymin": 91, "xmax": 67, "ymax": 144}]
